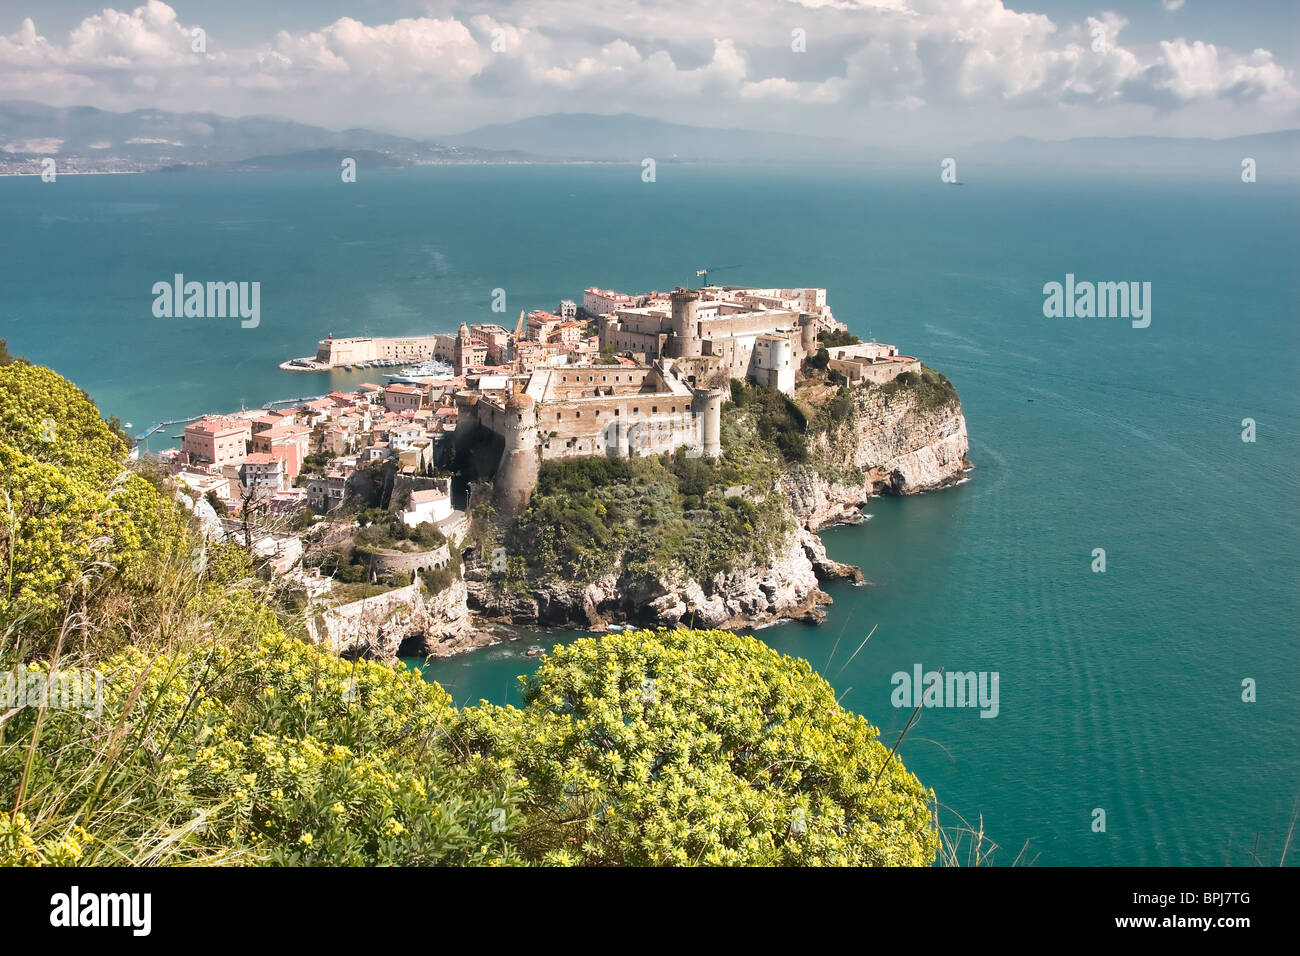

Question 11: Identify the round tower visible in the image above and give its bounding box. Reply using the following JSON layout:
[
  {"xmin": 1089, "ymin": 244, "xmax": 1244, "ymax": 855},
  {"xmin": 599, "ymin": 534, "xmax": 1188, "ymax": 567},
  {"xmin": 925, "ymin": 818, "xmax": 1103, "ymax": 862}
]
[
  {"xmin": 692, "ymin": 386, "xmax": 724, "ymax": 458},
  {"xmin": 451, "ymin": 391, "xmax": 480, "ymax": 460},
  {"xmin": 668, "ymin": 289, "xmax": 702, "ymax": 358},
  {"xmin": 799, "ymin": 313, "xmax": 817, "ymax": 354},
  {"xmin": 493, "ymin": 390, "xmax": 538, "ymax": 517}
]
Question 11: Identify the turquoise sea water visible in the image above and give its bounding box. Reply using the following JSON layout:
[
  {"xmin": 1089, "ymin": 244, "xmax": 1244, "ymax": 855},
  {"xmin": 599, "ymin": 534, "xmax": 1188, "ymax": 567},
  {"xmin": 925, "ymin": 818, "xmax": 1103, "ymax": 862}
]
[{"xmin": 2, "ymin": 164, "xmax": 1296, "ymax": 865}]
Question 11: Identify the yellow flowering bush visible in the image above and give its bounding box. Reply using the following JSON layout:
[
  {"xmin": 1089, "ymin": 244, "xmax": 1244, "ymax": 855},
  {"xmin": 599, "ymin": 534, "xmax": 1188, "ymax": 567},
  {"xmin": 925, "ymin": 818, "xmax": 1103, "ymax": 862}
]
[
  {"xmin": 0, "ymin": 363, "xmax": 188, "ymax": 647},
  {"xmin": 1, "ymin": 636, "xmax": 523, "ymax": 866},
  {"xmin": 453, "ymin": 629, "xmax": 939, "ymax": 866},
  {"xmin": 0, "ymin": 811, "xmax": 92, "ymax": 866}
]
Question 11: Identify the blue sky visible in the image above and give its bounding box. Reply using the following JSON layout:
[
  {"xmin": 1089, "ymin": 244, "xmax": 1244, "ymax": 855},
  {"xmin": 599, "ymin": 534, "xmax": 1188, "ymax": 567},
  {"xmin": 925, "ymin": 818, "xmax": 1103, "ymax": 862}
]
[{"xmin": 2, "ymin": 1, "xmax": 1296, "ymax": 146}]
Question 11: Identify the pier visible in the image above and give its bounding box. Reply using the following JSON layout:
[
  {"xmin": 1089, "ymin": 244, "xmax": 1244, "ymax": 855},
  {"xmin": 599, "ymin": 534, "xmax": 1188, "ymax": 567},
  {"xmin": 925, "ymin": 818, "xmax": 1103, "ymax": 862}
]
[{"xmin": 132, "ymin": 394, "xmax": 326, "ymax": 444}]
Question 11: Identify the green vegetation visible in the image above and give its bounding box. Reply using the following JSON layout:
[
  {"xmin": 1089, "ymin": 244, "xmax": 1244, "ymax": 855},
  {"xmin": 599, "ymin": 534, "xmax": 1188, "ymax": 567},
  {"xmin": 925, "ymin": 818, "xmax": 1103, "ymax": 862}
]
[
  {"xmin": 503, "ymin": 429, "xmax": 790, "ymax": 586},
  {"xmin": 455, "ymin": 628, "xmax": 937, "ymax": 866},
  {"xmin": 819, "ymin": 328, "xmax": 861, "ymax": 348},
  {"xmin": 880, "ymin": 365, "xmax": 959, "ymax": 412},
  {"xmin": 301, "ymin": 451, "xmax": 332, "ymax": 475},
  {"xmin": 309, "ymin": 509, "xmax": 446, "ymax": 589},
  {"xmin": 727, "ymin": 378, "xmax": 808, "ymax": 463},
  {"xmin": 0, "ymin": 362, "xmax": 938, "ymax": 867},
  {"xmin": 0, "ymin": 362, "xmax": 188, "ymax": 655}
]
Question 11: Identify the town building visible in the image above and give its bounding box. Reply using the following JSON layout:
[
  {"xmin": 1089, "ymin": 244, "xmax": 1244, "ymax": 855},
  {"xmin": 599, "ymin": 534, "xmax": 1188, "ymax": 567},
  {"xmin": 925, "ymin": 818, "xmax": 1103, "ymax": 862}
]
[
  {"xmin": 240, "ymin": 453, "xmax": 287, "ymax": 498},
  {"xmin": 384, "ymin": 383, "xmax": 428, "ymax": 414},
  {"xmin": 400, "ymin": 484, "xmax": 454, "ymax": 528},
  {"xmin": 583, "ymin": 287, "xmax": 638, "ymax": 316},
  {"xmin": 182, "ymin": 418, "xmax": 251, "ymax": 466},
  {"xmin": 313, "ymin": 334, "xmax": 441, "ymax": 367},
  {"xmin": 825, "ymin": 342, "xmax": 922, "ymax": 385}
]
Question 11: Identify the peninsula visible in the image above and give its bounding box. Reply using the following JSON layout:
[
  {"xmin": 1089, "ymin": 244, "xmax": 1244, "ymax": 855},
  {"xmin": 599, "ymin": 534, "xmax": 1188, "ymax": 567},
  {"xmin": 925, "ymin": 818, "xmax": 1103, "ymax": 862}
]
[{"xmin": 155, "ymin": 282, "xmax": 970, "ymax": 661}]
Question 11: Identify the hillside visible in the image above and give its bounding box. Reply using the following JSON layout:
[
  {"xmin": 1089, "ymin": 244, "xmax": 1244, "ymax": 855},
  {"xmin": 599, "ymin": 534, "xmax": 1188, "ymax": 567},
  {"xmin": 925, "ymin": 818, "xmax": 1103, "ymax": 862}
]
[
  {"xmin": 461, "ymin": 366, "xmax": 969, "ymax": 631},
  {"xmin": 0, "ymin": 353, "xmax": 938, "ymax": 867}
]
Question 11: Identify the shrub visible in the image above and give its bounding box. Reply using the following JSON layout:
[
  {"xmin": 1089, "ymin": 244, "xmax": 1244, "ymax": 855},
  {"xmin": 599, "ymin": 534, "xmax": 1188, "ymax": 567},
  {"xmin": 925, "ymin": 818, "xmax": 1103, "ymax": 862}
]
[
  {"xmin": 452, "ymin": 628, "xmax": 938, "ymax": 866},
  {"xmin": 819, "ymin": 329, "xmax": 861, "ymax": 348},
  {"xmin": 0, "ymin": 634, "xmax": 524, "ymax": 865}
]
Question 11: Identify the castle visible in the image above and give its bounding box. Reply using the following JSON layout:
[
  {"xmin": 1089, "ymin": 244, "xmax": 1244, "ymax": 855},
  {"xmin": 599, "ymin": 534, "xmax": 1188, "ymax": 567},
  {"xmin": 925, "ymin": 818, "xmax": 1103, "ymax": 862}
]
[
  {"xmin": 277, "ymin": 282, "xmax": 921, "ymax": 520},
  {"xmin": 453, "ymin": 285, "xmax": 841, "ymax": 514},
  {"xmin": 598, "ymin": 288, "xmax": 824, "ymax": 395},
  {"xmin": 454, "ymin": 356, "xmax": 724, "ymax": 514}
]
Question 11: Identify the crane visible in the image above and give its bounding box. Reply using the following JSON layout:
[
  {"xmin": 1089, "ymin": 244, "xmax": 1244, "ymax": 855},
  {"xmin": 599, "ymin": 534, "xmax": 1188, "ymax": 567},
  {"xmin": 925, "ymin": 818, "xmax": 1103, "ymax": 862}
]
[{"xmin": 694, "ymin": 264, "xmax": 743, "ymax": 287}]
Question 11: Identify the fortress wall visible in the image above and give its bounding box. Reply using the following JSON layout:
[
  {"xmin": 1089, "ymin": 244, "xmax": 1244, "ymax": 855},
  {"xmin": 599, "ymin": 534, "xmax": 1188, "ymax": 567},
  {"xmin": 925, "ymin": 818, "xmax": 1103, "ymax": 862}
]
[
  {"xmin": 831, "ymin": 357, "xmax": 922, "ymax": 385},
  {"xmin": 537, "ymin": 399, "xmax": 702, "ymax": 460},
  {"xmin": 315, "ymin": 335, "xmax": 440, "ymax": 367},
  {"xmin": 604, "ymin": 330, "xmax": 665, "ymax": 355},
  {"xmin": 699, "ymin": 310, "xmax": 799, "ymax": 338},
  {"xmin": 371, "ymin": 543, "xmax": 452, "ymax": 575}
]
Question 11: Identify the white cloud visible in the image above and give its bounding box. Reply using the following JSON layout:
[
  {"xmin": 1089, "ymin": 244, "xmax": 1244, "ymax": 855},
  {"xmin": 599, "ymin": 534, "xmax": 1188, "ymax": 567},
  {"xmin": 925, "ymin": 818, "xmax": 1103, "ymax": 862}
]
[{"xmin": 0, "ymin": 0, "xmax": 1292, "ymax": 143}]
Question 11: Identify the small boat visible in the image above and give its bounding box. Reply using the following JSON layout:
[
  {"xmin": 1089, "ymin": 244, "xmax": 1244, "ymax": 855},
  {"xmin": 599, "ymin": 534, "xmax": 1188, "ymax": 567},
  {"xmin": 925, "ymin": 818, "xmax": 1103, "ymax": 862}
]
[{"xmin": 344, "ymin": 364, "xmax": 353, "ymax": 371}]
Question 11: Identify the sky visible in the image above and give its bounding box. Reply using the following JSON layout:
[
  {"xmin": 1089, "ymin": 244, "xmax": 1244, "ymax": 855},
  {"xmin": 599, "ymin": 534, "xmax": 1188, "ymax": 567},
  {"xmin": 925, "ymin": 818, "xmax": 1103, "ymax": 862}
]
[{"xmin": 1, "ymin": 0, "xmax": 1296, "ymax": 147}]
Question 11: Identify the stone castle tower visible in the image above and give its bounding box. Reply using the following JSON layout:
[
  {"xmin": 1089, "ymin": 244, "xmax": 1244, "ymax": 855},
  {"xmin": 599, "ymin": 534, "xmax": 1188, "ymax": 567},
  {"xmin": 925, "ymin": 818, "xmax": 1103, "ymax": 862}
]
[
  {"xmin": 666, "ymin": 289, "xmax": 702, "ymax": 358},
  {"xmin": 799, "ymin": 313, "xmax": 817, "ymax": 355},
  {"xmin": 692, "ymin": 386, "xmax": 724, "ymax": 458},
  {"xmin": 492, "ymin": 387, "xmax": 539, "ymax": 517}
]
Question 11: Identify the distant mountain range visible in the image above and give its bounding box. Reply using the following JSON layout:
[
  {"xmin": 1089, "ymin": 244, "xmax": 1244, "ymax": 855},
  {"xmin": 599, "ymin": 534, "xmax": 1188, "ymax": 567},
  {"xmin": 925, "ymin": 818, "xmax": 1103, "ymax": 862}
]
[
  {"xmin": 0, "ymin": 100, "xmax": 1294, "ymax": 175},
  {"xmin": 440, "ymin": 112, "xmax": 894, "ymax": 163},
  {"xmin": 964, "ymin": 130, "xmax": 1300, "ymax": 172},
  {"xmin": 0, "ymin": 100, "xmax": 528, "ymax": 173}
]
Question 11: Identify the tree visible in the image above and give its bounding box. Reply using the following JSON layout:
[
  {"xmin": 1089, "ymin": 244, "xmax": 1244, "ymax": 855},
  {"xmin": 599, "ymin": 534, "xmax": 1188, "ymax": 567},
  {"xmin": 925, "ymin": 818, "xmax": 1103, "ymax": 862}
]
[
  {"xmin": 820, "ymin": 329, "xmax": 861, "ymax": 348},
  {"xmin": 453, "ymin": 628, "xmax": 938, "ymax": 866}
]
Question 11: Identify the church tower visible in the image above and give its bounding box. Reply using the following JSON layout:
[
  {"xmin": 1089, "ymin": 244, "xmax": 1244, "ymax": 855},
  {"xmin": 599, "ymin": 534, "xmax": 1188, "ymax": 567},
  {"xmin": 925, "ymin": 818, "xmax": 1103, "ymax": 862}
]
[{"xmin": 454, "ymin": 322, "xmax": 473, "ymax": 376}]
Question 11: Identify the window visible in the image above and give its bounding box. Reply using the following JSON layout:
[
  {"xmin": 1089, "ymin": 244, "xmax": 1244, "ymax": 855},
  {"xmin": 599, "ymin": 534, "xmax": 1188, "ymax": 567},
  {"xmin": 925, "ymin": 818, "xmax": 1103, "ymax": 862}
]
[{"xmin": 556, "ymin": 413, "xmax": 562, "ymax": 421}]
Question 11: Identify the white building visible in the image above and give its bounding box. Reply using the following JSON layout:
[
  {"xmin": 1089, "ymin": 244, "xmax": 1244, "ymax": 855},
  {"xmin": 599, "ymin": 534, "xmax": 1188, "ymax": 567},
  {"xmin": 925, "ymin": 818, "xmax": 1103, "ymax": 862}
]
[
  {"xmin": 583, "ymin": 287, "xmax": 637, "ymax": 316},
  {"xmin": 240, "ymin": 454, "xmax": 286, "ymax": 498},
  {"xmin": 401, "ymin": 487, "xmax": 454, "ymax": 528}
]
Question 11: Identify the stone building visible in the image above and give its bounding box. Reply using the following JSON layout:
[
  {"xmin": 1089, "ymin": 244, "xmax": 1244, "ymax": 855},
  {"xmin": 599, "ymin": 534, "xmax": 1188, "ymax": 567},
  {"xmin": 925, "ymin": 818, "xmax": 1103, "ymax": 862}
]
[
  {"xmin": 453, "ymin": 357, "xmax": 723, "ymax": 515},
  {"xmin": 314, "ymin": 334, "xmax": 440, "ymax": 367},
  {"xmin": 825, "ymin": 342, "xmax": 922, "ymax": 385},
  {"xmin": 598, "ymin": 288, "xmax": 818, "ymax": 395},
  {"xmin": 182, "ymin": 417, "xmax": 251, "ymax": 466}
]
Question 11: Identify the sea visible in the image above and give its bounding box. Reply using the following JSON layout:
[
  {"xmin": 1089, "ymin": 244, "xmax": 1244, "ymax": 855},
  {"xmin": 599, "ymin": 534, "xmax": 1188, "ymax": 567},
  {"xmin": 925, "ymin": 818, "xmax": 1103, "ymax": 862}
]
[{"xmin": 2, "ymin": 162, "xmax": 1296, "ymax": 866}]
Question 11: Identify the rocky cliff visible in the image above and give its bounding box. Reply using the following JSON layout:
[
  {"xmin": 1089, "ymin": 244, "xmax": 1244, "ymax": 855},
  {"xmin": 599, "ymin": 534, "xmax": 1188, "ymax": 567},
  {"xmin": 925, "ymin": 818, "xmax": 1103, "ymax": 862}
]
[
  {"xmin": 326, "ymin": 373, "xmax": 969, "ymax": 659},
  {"xmin": 307, "ymin": 576, "xmax": 495, "ymax": 663},
  {"xmin": 786, "ymin": 380, "xmax": 970, "ymax": 531},
  {"xmin": 465, "ymin": 526, "xmax": 861, "ymax": 632}
]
